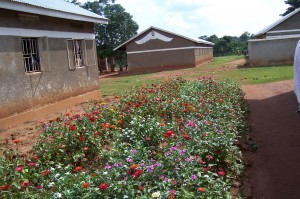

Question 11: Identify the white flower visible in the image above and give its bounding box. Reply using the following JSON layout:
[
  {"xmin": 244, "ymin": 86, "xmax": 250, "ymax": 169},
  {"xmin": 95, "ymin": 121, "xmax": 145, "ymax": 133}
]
[
  {"xmin": 53, "ymin": 192, "xmax": 62, "ymax": 198},
  {"xmin": 152, "ymin": 191, "xmax": 160, "ymax": 198}
]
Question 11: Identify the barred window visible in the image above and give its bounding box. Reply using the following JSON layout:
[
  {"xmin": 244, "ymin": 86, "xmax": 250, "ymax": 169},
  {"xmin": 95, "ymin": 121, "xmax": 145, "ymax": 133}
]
[
  {"xmin": 72, "ymin": 40, "xmax": 84, "ymax": 67},
  {"xmin": 21, "ymin": 38, "xmax": 41, "ymax": 73}
]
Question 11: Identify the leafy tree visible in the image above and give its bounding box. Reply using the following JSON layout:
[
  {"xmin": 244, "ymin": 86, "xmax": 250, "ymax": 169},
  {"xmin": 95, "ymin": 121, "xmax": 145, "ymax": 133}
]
[
  {"xmin": 64, "ymin": 0, "xmax": 80, "ymax": 5},
  {"xmin": 281, "ymin": 0, "xmax": 300, "ymax": 16},
  {"xmin": 200, "ymin": 32, "xmax": 255, "ymax": 56},
  {"xmin": 81, "ymin": 1, "xmax": 138, "ymax": 71}
]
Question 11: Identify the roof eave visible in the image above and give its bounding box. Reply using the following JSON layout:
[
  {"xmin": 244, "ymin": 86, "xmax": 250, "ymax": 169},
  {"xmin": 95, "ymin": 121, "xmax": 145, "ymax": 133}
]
[
  {"xmin": 0, "ymin": 1, "xmax": 108, "ymax": 24},
  {"xmin": 114, "ymin": 26, "xmax": 214, "ymax": 51}
]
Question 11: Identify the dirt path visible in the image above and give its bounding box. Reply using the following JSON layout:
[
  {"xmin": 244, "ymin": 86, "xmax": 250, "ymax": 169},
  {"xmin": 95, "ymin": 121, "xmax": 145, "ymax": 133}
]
[{"xmin": 242, "ymin": 80, "xmax": 300, "ymax": 199}]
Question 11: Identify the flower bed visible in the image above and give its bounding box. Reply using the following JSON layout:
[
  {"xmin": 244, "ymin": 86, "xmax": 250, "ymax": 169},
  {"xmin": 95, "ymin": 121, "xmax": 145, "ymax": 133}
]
[{"xmin": 0, "ymin": 78, "xmax": 248, "ymax": 198}]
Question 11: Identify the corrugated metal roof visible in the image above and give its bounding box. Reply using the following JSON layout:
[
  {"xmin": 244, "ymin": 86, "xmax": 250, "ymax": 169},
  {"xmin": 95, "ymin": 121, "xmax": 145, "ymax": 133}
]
[
  {"xmin": 5, "ymin": 0, "xmax": 108, "ymax": 23},
  {"xmin": 114, "ymin": 26, "xmax": 214, "ymax": 51},
  {"xmin": 256, "ymin": 8, "xmax": 300, "ymax": 36}
]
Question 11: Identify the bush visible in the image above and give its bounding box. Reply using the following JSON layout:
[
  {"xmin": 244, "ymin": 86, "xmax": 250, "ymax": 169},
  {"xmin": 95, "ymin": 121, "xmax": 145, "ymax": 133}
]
[{"xmin": 0, "ymin": 77, "xmax": 247, "ymax": 198}]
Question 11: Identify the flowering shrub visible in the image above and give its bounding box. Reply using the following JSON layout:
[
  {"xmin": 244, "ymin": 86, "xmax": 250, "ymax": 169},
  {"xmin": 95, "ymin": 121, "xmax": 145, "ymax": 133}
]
[{"xmin": 0, "ymin": 77, "xmax": 248, "ymax": 198}]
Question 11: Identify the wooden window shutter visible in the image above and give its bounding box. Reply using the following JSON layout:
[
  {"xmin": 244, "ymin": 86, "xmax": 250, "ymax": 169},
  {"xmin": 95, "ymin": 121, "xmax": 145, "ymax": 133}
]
[
  {"xmin": 38, "ymin": 37, "xmax": 50, "ymax": 71},
  {"xmin": 66, "ymin": 39, "xmax": 75, "ymax": 70},
  {"xmin": 84, "ymin": 39, "xmax": 96, "ymax": 66}
]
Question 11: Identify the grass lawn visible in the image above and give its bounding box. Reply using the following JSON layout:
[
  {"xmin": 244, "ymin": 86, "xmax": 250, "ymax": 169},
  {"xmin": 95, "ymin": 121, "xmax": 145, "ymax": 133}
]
[{"xmin": 100, "ymin": 56, "xmax": 293, "ymax": 96}]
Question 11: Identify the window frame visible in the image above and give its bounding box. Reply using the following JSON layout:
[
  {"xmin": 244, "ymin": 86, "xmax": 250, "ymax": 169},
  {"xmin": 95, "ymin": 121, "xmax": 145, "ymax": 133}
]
[{"xmin": 21, "ymin": 37, "xmax": 41, "ymax": 73}]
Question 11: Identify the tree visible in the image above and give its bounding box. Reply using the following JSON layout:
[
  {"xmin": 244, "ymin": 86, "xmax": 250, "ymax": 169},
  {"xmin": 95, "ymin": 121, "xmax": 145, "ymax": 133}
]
[
  {"xmin": 281, "ymin": 0, "xmax": 300, "ymax": 16},
  {"xmin": 199, "ymin": 32, "xmax": 255, "ymax": 56},
  {"xmin": 81, "ymin": 1, "xmax": 138, "ymax": 71}
]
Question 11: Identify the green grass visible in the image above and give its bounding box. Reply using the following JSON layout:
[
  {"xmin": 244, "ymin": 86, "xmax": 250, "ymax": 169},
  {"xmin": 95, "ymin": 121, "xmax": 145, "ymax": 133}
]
[
  {"xmin": 217, "ymin": 65, "xmax": 293, "ymax": 84},
  {"xmin": 100, "ymin": 56, "xmax": 293, "ymax": 96},
  {"xmin": 100, "ymin": 73, "xmax": 162, "ymax": 96}
]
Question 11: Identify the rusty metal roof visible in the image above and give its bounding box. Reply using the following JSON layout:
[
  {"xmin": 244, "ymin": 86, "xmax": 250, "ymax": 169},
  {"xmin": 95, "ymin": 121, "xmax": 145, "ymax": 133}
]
[{"xmin": 1, "ymin": 0, "xmax": 108, "ymax": 24}]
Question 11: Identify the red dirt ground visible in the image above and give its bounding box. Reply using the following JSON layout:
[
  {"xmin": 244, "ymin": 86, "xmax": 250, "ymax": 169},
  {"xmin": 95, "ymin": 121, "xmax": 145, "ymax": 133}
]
[
  {"xmin": 242, "ymin": 80, "xmax": 300, "ymax": 199},
  {"xmin": 1, "ymin": 59, "xmax": 299, "ymax": 198}
]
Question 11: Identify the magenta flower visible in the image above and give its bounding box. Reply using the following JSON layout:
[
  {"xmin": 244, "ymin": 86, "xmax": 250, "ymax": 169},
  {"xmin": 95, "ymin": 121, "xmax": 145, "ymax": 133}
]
[
  {"xmin": 170, "ymin": 146, "xmax": 177, "ymax": 151},
  {"xmin": 105, "ymin": 164, "xmax": 111, "ymax": 170},
  {"xmin": 36, "ymin": 185, "xmax": 43, "ymax": 190},
  {"xmin": 131, "ymin": 149, "xmax": 137, "ymax": 154},
  {"xmin": 147, "ymin": 165, "xmax": 154, "ymax": 173},
  {"xmin": 191, "ymin": 175, "xmax": 197, "ymax": 180},
  {"xmin": 180, "ymin": 149, "xmax": 186, "ymax": 155},
  {"xmin": 170, "ymin": 190, "xmax": 176, "ymax": 195},
  {"xmin": 114, "ymin": 163, "xmax": 119, "ymax": 167},
  {"xmin": 126, "ymin": 158, "xmax": 132, "ymax": 163}
]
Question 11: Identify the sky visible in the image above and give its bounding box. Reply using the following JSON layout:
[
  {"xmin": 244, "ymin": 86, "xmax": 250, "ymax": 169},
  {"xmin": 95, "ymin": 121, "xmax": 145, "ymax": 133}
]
[{"xmin": 79, "ymin": 0, "xmax": 289, "ymax": 40}]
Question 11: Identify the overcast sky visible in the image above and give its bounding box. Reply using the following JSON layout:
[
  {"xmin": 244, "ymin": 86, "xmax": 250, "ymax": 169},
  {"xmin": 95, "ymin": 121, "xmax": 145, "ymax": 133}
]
[{"xmin": 80, "ymin": 0, "xmax": 289, "ymax": 39}]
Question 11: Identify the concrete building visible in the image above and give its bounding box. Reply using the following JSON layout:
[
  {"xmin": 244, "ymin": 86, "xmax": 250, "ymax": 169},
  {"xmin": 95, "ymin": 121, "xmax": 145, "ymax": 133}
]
[
  {"xmin": 248, "ymin": 8, "xmax": 300, "ymax": 66},
  {"xmin": 0, "ymin": 0, "xmax": 108, "ymax": 119},
  {"xmin": 114, "ymin": 26, "xmax": 214, "ymax": 73}
]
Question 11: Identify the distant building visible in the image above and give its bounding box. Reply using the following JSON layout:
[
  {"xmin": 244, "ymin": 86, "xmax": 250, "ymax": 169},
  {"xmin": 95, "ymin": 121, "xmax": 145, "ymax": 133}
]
[
  {"xmin": 0, "ymin": 0, "xmax": 108, "ymax": 119},
  {"xmin": 248, "ymin": 8, "xmax": 300, "ymax": 66},
  {"xmin": 114, "ymin": 26, "xmax": 214, "ymax": 73}
]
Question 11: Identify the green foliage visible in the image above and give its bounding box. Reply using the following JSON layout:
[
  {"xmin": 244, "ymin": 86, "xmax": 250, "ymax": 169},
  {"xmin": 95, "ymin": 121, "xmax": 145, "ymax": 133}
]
[
  {"xmin": 281, "ymin": 0, "xmax": 300, "ymax": 16},
  {"xmin": 199, "ymin": 32, "xmax": 255, "ymax": 57},
  {"xmin": 0, "ymin": 78, "xmax": 248, "ymax": 198},
  {"xmin": 82, "ymin": 2, "xmax": 138, "ymax": 58}
]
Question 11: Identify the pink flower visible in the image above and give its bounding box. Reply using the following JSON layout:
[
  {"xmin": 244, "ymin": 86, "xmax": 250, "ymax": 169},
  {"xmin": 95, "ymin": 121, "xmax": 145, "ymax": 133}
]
[
  {"xmin": 36, "ymin": 185, "xmax": 43, "ymax": 190},
  {"xmin": 191, "ymin": 175, "xmax": 197, "ymax": 180},
  {"xmin": 15, "ymin": 166, "xmax": 24, "ymax": 172},
  {"xmin": 218, "ymin": 170, "xmax": 226, "ymax": 177}
]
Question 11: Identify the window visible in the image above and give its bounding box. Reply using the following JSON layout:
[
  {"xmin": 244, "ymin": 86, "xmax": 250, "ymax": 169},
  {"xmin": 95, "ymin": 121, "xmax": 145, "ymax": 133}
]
[
  {"xmin": 21, "ymin": 38, "xmax": 41, "ymax": 73},
  {"xmin": 67, "ymin": 39, "xmax": 96, "ymax": 70},
  {"xmin": 71, "ymin": 40, "xmax": 84, "ymax": 68}
]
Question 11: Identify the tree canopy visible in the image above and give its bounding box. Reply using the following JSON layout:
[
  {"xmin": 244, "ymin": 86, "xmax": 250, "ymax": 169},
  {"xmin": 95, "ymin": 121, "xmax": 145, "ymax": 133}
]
[
  {"xmin": 66, "ymin": 0, "xmax": 138, "ymax": 59},
  {"xmin": 281, "ymin": 0, "xmax": 300, "ymax": 16},
  {"xmin": 199, "ymin": 32, "xmax": 255, "ymax": 57}
]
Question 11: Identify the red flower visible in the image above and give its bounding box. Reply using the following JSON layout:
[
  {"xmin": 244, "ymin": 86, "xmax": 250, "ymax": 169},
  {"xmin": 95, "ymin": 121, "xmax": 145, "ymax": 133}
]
[
  {"xmin": 171, "ymin": 180, "xmax": 178, "ymax": 185},
  {"xmin": 99, "ymin": 183, "xmax": 109, "ymax": 191},
  {"xmin": 32, "ymin": 155, "xmax": 38, "ymax": 160},
  {"xmin": 91, "ymin": 173, "xmax": 97, "ymax": 177},
  {"xmin": 41, "ymin": 169, "xmax": 50, "ymax": 176},
  {"xmin": 197, "ymin": 187, "xmax": 205, "ymax": 193},
  {"xmin": 164, "ymin": 130, "xmax": 175, "ymax": 138},
  {"xmin": 217, "ymin": 170, "xmax": 226, "ymax": 177},
  {"xmin": 28, "ymin": 162, "xmax": 36, "ymax": 167},
  {"xmin": 0, "ymin": 184, "xmax": 11, "ymax": 191},
  {"xmin": 138, "ymin": 186, "xmax": 144, "ymax": 191},
  {"xmin": 82, "ymin": 182, "xmax": 90, "ymax": 189},
  {"xmin": 89, "ymin": 117, "xmax": 95, "ymax": 123},
  {"xmin": 78, "ymin": 135, "xmax": 85, "ymax": 142},
  {"xmin": 202, "ymin": 133, "xmax": 207, "ymax": 137},
  {"xmin": 74, "ymin": 166, "xmax": 83, "ymax": 172},
  {"xmin": 133, "ymin": 169, "xmax": 143, "ymax": 179},
  {"xmin": 12, "ymin": 139, "xmax": 21, "ymax": 144},
  {"xmin": 183, "ymin": 133, "xmax": 192, "ymax": 140},
  {"xmin": 69, "ymin": 124, "xmax": 76, "ymax": 131},
  {"xmin": 20, "ymin": 180, "xmax": 30, "ymax": 188}
]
